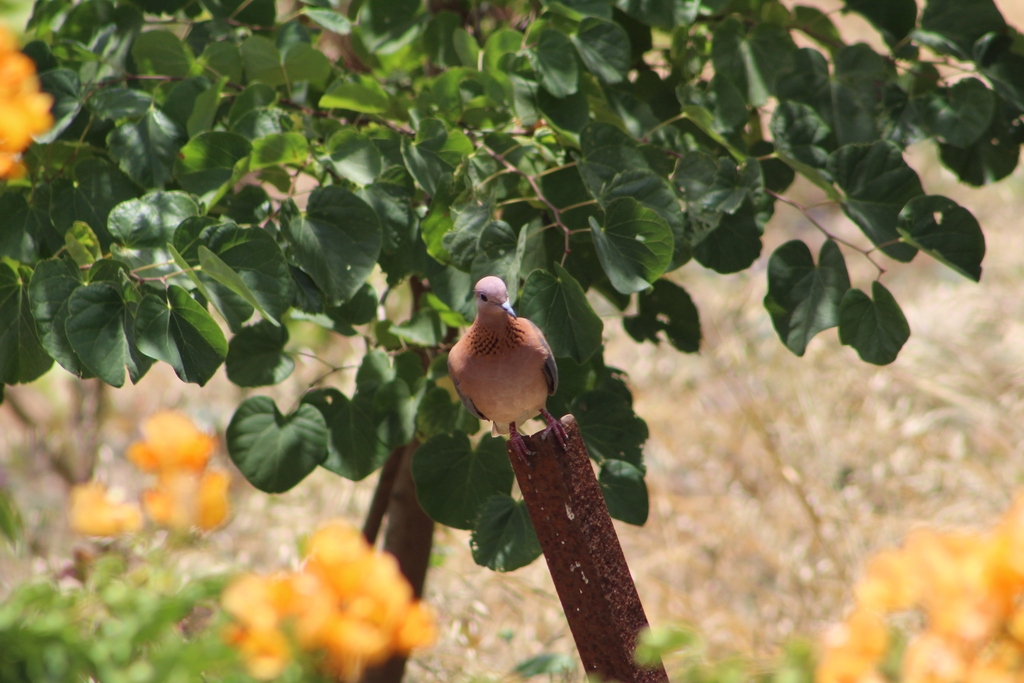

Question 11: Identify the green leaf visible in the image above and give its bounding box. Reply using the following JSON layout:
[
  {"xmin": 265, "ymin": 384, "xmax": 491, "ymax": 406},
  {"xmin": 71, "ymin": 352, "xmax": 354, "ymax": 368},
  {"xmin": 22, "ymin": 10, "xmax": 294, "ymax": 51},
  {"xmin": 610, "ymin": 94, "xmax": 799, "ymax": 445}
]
[
  {"xmin": 0, "ymin": 489, "xmax": 23, "ymax": 549},
  {"xmin": 199, "ymin": 41, "xmax": 244, "ymax": 84},
  {"xmin": 201, "ymin": 0, "xmax": 275, "ymax": 25},
  {"xmin": 572, "ymin": 381, "xmax": 648, "ymax": 466},
  {"xmin": 319, "ymin": 75, "xmax": 390, "ymax": 113},
  {"xmin": 536, "ymin": 87, "xmax": 590, "ymax": 135},
  {"xmin": 415, "ymin": 384, "xmax": 461, "ymax": 438},
  {"xmin": 131, "ymin": 30, "xmax": 194, "ymax": 77},
  {"xmin": 226, "ymin": 396, "xmax": 328, "ymax": 493},
  {"xmin": 283, "ymin": 42, "xmax": 331, "ymax": 86},
  {"xmin": 187, "ymin": 76, "xmax": 226, "ymax": 137},
  {"xmin": 108, "ymin": 191, "xmax": 199, "ymax": 249},
  {"xmin": 303, "ymin": 8, "xmax": 352, "ymax": 34},
  {"xmin": 976, "ymin": 33, "xmax": 1024, "ymax": 112},
  {"xmin": 89, "ymin": 87, "xmax": 154, "ymax": 120},
  {"xmin": 65, "ymin": 221, "xmax": 102, "ymax": 266},
  {"xmin": 51, "ymin": 158, "xmax": 140, "ymax": 251},
  {"xmin": 839, "ymin": 281, "xmax": 910, "ymax": 365},
  {"xmin": 622, "ymin": 279, "xmax": 701, "ymax": 352},
  {"xmin": 359, "ymin": 0, "xmax": 423, "ymax": 54},
  {"xmin": 37, "ymin": 69, "xmax": 82, "ymax": 142},
  {"xmin": 692, "ymin": 204, "xmax": 763, "ymax": 274},
  {"xmin": 776, "ymin": 46, "xmax": 887, "ymax": 148},
  {"xmin": 471, "ymin": 494, "xmax": 542, "ymax": 571},
  {"xmin": 198, "ymin": 246, "xmax": 277, "ymax": 325},
  {"xmin": 29, "ymin": 257, "xmax": 93, "ymax": 378},
  {"xmin": 391, "ymin": 308, "xmax": 445, "ymax": 346},
  {"xmin": 471, "ymin": 221, "xmax": 527, "ymax": 297},
  {"xmin": 589, "ymin": 197, "xmax": 673, "ymax": 294},
  {"xmin": 827, "ymin": 141, "xmax": 922, "ymax": 262},
  {"xmin": 572, "ymin": 17, "xmax": 630, "ymax": 84},
  {"xmin": 107, "ymin": 109, "xmax": 186, "ymax": 188},
  {"xmin": 284, "ymin": 187, "xmax": 382, "ymax": 304},
  {"xmin": 240, "ymin": 35, "xmax": 286, "ymax": 86},
  {"xmin": 513, "ymin": 653, "xmax": 577, "ymax": 678},
  {"xmin": 919, "ymin": 0, "xmax": 1006, "ymax": 57},
  {"xmin": 373, "ymin": 378, "xmax": 418, "ymax": 449},
  {"xmin": 249, "ymin": 132, "xmax": 309, "ymax": 170},
  {"xmin": 134, "ymin": 284, "xmax": 227, "ymax": 386},
  {"xmin": 225, "ymin": 320, "xmax": 294, "ymax": 387},
  {"xmin": 66, "ymin": 282, "xmax": 153, "ymax": 387},
  {"xmin": 534, "ymin": 29, "xmax": 579, "ymax": 98},
  {"xmin": 921, "ymin": 78, "xmax": 995, "ymax": 148},
  {"xmin": 0, "ymin": 263, "xmax": 53, "ymax": 384},
  {"xmin": 938, "ymin": 100, "xmax": 1021, "ymax": 187},
  {"xmin": 302, "ymin": 388, "xmax": 387, "ymax": 481},
  {"xmin": 424, "ymin": 11, "xmax": 460, "ymax": 68},
  {"xmin": 711, "ymin": 17, "xmax": 796, "ymax": 106},
  {"xmin": 325, "ymin": 129, "xmax": 382, "ymax": 185},
  {"xmin": 519, "ymin": 265, "xmax": 603, "ymax": 364},
  {"xmin": 844, "ymin": 0, "xmax": 916, "ymax": 47},
  {"xmin": 413, "ymin": 433, "xmax": 514, "ymax": 530},
  {"xmin": 174, "ymin": 131, "xmax": 252, "ymax": 200},
  {"xmin": 770, "ymin": 101, "xmax": 832, "ymax": 174},
  {"xmin": 763, "ymin": 239, "xmax": 851, "ymax": 357},
  {"xmin": 895, "ymin": 195, "xmax": 985, "ymax": 281},
  {"xmin": 599, "ymin": 459, "xmax": 648, "ymax": 526}
]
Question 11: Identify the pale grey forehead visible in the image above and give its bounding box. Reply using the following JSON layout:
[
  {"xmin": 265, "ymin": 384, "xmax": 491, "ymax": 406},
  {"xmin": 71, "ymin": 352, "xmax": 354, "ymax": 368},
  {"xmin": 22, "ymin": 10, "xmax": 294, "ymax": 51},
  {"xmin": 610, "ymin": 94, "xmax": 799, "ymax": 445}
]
[{"xmin": 474, "ymin": 276, "xmax": 508, "ymax": 298}]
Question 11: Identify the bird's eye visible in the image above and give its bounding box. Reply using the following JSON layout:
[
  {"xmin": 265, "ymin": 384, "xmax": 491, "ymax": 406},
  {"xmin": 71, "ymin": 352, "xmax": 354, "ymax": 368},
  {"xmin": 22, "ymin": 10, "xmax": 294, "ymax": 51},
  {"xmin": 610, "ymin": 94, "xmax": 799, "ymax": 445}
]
[{"xmin": 480, "ymin": 294, "xmax": 488, "ymax": 302}]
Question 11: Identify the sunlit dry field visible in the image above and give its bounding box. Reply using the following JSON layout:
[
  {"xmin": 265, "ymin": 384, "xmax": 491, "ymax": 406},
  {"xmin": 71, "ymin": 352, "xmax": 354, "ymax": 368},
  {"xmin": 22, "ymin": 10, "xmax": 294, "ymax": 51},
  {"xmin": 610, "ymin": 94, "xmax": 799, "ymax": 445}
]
[{"xmin": 3, "ymin": 1, "xmax": 1024, "ymax": 680}]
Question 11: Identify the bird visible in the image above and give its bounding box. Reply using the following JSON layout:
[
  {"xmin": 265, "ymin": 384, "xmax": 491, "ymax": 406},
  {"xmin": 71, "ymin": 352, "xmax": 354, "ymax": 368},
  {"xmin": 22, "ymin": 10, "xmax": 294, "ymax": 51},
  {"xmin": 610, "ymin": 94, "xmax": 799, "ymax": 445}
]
[{"xmin": 447, "ymin": 276, "xmax": 567, "ymax": 462}]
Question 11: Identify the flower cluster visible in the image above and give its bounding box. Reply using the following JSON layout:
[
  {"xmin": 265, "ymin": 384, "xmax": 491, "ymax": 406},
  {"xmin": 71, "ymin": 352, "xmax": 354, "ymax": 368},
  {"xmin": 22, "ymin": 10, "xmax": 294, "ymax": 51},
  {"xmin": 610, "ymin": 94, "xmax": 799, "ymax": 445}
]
[
  {"xmin": 818, "ymin": 496, "xmax": 1024, "ymax": 683},
  {"xmin": 0, "ymin": 26, "xmax": 52, "ymax": 179},
  {"xmin": 69, "ymin": 412, "xmax": 229, "ymax": 536},
  {"xmin": 222, "ymin": 522, "xmax": 437, "ymax": 681}
]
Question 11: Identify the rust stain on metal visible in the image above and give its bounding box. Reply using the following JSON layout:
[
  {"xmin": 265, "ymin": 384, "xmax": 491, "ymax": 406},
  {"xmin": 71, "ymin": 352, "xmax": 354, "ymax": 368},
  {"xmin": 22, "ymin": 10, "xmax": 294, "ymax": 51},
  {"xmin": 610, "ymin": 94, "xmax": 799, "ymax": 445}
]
[{"xmin": 509, "ymin": 415, "xmax": 667, "ymax": 683}]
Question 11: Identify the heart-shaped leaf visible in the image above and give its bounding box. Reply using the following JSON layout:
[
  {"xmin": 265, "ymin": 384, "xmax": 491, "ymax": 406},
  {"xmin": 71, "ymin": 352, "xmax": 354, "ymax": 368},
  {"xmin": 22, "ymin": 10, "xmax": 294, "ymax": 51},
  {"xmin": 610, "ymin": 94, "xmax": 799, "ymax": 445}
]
[
  {"xmin": 225, "ymin": 319, "xmax": 294, "ymax": 387},
  {"xmin": 412, "ymin": 432, "xmax": 513, "ymax": 530},
  {"xmin": 226, "ymin": 396, "xmax": 328, "ymax": 493},
  {"xmin": 471, "ymin": 494, "xmax": 541, "ymax": 572},
  {"xmin": 135, "ymin": 284, "xmax": 227, "ymax": 386},
  {"xmin": 895, "ymin": 195, "xmax": 985, "ymax": 281},
  {"xmin": 519, "ymin": 264, "xmax": 603, "ymax": 365},
  {"xmin": 839, "ymin": 281, "xmax": 910, "ymax": 365},
  {"xmin": 589, "ymin": 197, "xmax": 673, "ymax": 294},
  {"xmin": 763, "ymin": 239, "xmax": 851, "ymax": 356}
]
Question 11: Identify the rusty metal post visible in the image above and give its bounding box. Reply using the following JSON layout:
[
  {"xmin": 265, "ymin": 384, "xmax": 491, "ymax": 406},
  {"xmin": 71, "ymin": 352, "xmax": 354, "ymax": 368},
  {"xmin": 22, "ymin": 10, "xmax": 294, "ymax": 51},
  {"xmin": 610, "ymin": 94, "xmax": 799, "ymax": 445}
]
[{"xmin": 509, "ymin": 414, "xmax": 667, "ymax": 683}]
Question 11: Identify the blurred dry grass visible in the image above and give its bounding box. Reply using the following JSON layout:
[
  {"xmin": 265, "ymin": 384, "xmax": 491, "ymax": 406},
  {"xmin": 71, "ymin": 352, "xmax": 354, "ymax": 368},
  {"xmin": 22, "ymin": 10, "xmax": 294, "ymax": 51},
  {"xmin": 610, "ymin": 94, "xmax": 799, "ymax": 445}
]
[{"xmin": 5, "ymin": 3, "xmax": 1024, "ymax": 680}]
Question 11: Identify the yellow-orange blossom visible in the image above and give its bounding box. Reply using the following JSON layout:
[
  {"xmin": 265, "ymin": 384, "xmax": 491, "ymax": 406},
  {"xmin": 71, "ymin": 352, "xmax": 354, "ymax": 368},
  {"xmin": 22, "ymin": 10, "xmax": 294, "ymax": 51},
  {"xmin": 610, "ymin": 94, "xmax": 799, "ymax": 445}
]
[
  {"xmin": 818, "ymin": 495, "xmax": 1024, "ymax": 683},
  {"xmin": 223, "ymin": 523, "xmax": 437, "ymax": 681},
  {"xmin": 0, "ymin": 25, "xmax": 52, "ymax": 179},
  {"xmin": 69, "ymin": 412, "xmax": 229, "ymax": 535}
]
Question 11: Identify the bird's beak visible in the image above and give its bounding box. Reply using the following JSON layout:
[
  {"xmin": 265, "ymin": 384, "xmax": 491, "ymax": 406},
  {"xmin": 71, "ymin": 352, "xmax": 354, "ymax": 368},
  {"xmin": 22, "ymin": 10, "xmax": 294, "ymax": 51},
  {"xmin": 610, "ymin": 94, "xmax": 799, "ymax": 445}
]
[{"xmin": 502, "ymin": 301, "xmax": 517, "ymax": 318}]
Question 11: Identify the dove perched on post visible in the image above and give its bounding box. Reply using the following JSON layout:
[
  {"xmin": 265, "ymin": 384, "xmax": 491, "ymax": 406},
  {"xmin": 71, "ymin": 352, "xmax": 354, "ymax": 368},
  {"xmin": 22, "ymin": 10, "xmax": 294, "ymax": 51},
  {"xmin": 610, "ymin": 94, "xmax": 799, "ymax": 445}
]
[{"xmin": 447, "ymin": 276, "xmax": 568, "ymax": 461}]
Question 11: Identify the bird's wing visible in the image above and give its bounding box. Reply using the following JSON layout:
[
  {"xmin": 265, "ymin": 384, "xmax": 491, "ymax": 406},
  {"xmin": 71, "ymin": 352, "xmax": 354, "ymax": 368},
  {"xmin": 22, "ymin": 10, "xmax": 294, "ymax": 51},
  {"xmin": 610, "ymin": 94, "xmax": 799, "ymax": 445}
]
[
  {"xmin": 448, "ymin": 354, "xmax": 488, "ymax": 420},
  {"xmin": 527, "ymin": 320, "xmax": 558, "ymax": 395}
]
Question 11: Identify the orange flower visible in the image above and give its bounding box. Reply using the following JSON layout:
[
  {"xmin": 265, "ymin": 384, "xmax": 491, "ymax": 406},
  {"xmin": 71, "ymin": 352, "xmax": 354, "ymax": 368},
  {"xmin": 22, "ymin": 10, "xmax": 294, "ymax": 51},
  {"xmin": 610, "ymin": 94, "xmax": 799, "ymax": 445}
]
[
  {"xmin": 819, "ymin": 493, "xmax": 1024, "ymax": 683},
  {"xmin": 223, "ymin": 521, "xmax": 437, "ymax": 682},
  {"xmin": 127, "ymin": 412, "xmax": 216, "ymax": 474},
  {"xmin": 197, "ymin": 470, "xmax": 230, "ymax": 530},
  {"xmin": 0, "ymin": 26, "xmax": 53, "ymax": 179},
  {"xmin": 68, "ymin": 482, "xmax": 143, "ymax": 537},
  {"xmin": 224, "ymin": 623, "xmax": 292, "ymax": 681}
]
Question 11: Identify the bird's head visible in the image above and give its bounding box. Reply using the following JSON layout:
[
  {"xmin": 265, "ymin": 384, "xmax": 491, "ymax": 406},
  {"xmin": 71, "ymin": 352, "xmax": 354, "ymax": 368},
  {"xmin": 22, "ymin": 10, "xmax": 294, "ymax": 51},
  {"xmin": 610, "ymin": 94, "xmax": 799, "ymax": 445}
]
[{"xmin": 474, "ymin": 276, "xmax": 516, "ymax": 320}]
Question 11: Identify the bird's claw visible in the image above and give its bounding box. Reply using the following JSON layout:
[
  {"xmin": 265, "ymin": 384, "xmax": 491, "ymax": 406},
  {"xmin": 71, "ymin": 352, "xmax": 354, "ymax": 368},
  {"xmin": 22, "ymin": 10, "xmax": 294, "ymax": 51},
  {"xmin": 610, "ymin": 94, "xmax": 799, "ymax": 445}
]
[
  {"xmin": 509, "ymin": 423, "xmax": 534, "ymax": 468},
  {"xmin": 540, "ymin": 409, "xmax": 568, "ymax": 450}
]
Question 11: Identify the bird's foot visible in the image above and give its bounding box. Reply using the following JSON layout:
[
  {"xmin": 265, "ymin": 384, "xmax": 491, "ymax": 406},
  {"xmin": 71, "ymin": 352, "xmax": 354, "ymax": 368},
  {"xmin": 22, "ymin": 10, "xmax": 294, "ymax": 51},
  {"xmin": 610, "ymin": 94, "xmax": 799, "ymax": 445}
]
[
  {"xmin": 540, "ymin": 409, "xmax": 568, "ymax": 450},
  {"xmin": 509, "ymin": 423, "xmax": 534, "ymax": 468}
]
